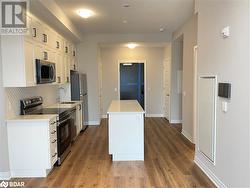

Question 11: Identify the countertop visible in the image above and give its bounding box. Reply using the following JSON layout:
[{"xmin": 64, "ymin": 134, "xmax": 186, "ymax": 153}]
[
  {"xmin": 6, "ymin": 114, "xmax": 57, "ymax": 122},
  {"xmin": 6, "ymin": 101, "xmax": 82, "ymax": 122},
  {"xmin": 45, "ymin": 101, "xmax": 82, "ymax": 109},
  {"xmin": 107, "ymin": 100, "xmax": 145, "ymax": 114}
]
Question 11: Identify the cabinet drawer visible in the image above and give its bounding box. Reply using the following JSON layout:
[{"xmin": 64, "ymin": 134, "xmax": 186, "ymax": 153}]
[
  {"xmin": 50, "ymin": 148, "xmax": 58, "ymax": 166},
  {"xmin": 50, "ymin": 137, "xmax": 58, "ymax": 166}
]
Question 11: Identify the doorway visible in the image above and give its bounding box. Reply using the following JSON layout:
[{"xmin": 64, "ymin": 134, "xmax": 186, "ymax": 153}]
[
  {"xmin": 163, "ymin": 58, "xmax": 171, "ymax": 120},
  {"xmin": 118, "ymin": 61, "xmax": 146, "ymax": 109}
]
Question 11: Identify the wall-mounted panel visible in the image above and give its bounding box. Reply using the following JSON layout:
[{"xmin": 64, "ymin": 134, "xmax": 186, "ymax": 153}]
[{"xmin": 198, "ymin": 76, "xmax": 217, "ymax": 163}]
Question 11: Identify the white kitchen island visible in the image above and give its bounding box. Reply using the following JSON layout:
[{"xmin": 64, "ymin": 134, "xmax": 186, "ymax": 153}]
[{"xmin": 107, "ymin": 100, "xmax": 145, "ymax": 161}]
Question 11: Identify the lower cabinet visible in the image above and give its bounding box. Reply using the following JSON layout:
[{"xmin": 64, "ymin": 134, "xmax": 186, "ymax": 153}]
[
  {"xmin": 7, "ymin": 116, "xmax": 58, "ymax": 178},
  {"xmin": 76, "ymin": 103, "xmax": 83, "ymax": 135}
]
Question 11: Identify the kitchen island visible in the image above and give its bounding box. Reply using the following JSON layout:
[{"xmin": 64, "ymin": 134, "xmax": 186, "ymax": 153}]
[{"xmin": 107, "ymin": 100, "xmax": 145, "ymax": 161}]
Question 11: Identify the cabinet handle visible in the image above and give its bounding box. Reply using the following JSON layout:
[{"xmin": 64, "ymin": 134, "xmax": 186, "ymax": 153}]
[
  {"xmin": 43, "ymin": 34, "xmax": 47, "ymax": 43},
  {"xmin": 67, "ymin": 77, "xmax": 69, "ymax": 83},
  {"xmin": 51, "ymin": 130, "xmax": 56, "ymax": 134},
  {"xmin": 73, "ymin": 50, "xmax": 76, "ymax": 57},
  {"xmin": 57, "ymin": 76, "xmax": 61, "ymax": 83},
  {"xmin": 52, "ymin": 153, "xmax": 57, "ymax": 158},
  {"xmin": 65, "ymin": 46, "xmax": 68, "ymax": 53},
  {"xmin": 43, "ymin": 51, "xmax": 48, "ymax": 60},
  {"xmin": 32, "ymin": 28, "xmax": 37, "ymax": 37},
  {"xmin": 56, "ymin": 41, "xmax": 60, "ymax": 49},
  {"xmin": 73, "ymin": 64, "xmax": 76, "ymax": 70},
  {"xmin": 52, "ymin": 139, "xmax": 57, "ymax": 144}
]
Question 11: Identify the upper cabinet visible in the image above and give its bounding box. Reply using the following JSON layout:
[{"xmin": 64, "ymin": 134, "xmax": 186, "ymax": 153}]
[
  {"xmin": 1, "ymin": 13, "xmax": 78, "ymax": 87},
  {"xmin": 1, "ymin": 36, "xmax": 36, "ymax": 87}
]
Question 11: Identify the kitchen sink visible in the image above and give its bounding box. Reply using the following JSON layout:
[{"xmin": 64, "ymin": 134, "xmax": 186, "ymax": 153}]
[{"xmin": 60, "ymin": 102, "xmax": 76, "ymax": 104}]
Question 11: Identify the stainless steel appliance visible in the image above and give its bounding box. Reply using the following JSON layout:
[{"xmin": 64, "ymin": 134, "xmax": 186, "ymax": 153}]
[
  {"xmin": 36, "ymin": 59, "xmax": 56, "ymax": 84},
  {"xmin": 70, "ymin": 71, "xmax": 88, "ymax": 132},
  {"xmin": 20, "ymin": 96, "xmax": 76, "ymax": 165}
]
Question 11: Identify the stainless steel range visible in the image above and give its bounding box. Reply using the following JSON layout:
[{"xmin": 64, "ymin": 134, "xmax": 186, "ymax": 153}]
[{"xmin": 20, "ymin": 96, "xmax": 76, "ymax": 165}]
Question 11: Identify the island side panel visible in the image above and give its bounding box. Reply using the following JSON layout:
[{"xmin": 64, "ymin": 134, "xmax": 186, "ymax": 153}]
[{"xmin": 108, "ymin": 113, "xmax": 144, "ymax": 161}]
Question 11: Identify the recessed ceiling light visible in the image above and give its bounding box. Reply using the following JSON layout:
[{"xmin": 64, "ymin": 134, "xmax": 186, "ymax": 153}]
[
  {"xmin": 160, "ymin": 27, "xmax": 165, "ymax": 32},
  {"xmin": 123, "ymin": 4, "xmax": 131, "ymax": 8},
  {"xmin": 127, "ymin": 43, "xmax": 138, "ymax": 49},
  {"xmin": 77, "ymin": 9, "xmax": 95, "ymax": 19}
]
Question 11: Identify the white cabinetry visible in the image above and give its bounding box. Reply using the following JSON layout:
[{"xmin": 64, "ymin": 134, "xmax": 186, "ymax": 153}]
[
  {"xmin": 7, "ymin": 115, "xmax": 58, "ymax": 177},
  {"xmin": 1, "ymin": 36, "xmax": 36, "ymax": 87},
  {"xmin": 107, "ymin": 100, "xmax": 145, "ymax": 161},
  {"xmin": 1, "ymin": 13, "xmax": 77, "ymax": 87},
  {"xmin": 76, "ymin": 103, "xmax": 83, "ymax": 135}
]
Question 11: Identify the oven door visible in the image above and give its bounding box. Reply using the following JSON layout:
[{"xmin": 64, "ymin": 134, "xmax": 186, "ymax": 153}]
[{"xmin": 57, "ymin": 118, "xmax": 71, "ymax": 158}]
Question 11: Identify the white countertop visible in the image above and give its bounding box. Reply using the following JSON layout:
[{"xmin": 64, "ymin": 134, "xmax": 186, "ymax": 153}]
[
  {"xmin": 6, "ymin": 101, "xmax": 82, "ymax": 122},
  {"xmin": 45, "ymin": 101, "xmax": 82, "ymax": 109},
  {"xmin": 6, "ymin": 114, "xmax": 57, "ymax": 122},
  {"xmin": 107, "ymin": 100, "xmax": 145, "ymax": 114}
]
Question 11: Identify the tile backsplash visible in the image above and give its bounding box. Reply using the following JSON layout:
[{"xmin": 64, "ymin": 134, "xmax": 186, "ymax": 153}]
[{"xmin": 5, "ymin": 85, "xmax": 60, "ymax": 118}]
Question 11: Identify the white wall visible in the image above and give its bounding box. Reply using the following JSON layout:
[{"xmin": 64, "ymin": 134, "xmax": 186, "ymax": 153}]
[
  {"xmin": 170, "ymin": 39, "xmax": 183, "ymax": 123},
  {"xmin": 100, "ymin": 46, "xmax": 165, "ymax": 116},
  {"xmin": 172, "ymin": 14, "xmax": 198, "ymax": 141},
  {"xmin": 5, "ymin": 86, "xmax": 59, "ymax": 118},
  {"xmin": 0, "ymin": 39, "xmax": 10, "ymax": 179},
  {"xmin": 195, "ymin": 1, "xmax": 250, "ymax": 187},
  {"xmin": 77, "ymin": 33, "xmax": 171, "ymax": 124}
]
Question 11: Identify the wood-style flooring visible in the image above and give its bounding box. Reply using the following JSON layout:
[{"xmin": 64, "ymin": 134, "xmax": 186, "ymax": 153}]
[{"xmin": 13, "ymin": 118, "xmax": 215, "ymax": 188}]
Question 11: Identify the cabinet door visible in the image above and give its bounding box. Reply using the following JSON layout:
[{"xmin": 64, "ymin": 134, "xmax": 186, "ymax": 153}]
[
  {"xmin": 55, "ymin": 35, "xmax": 62, "ymax": 52},
  {"xmin": 34, "ymin": 43, "xmax": 43, "ymax": 60},
  {"xmin": 69, "ymin": 57, "xmax": 76, "ymax": 71},
  {"xmin": 76, "ymin": 104, "xmax": 83, "ymax": 135},
  {"xmin": 24, "ymin": 39, "xmax": 36, "ymax": 86},
  {"xmin": 55, "ymin": 53, "xmax": 63, "ymax": 84},
  {"xmin": 64, "ymin": 55, "xmax": 70, "ymax": 83},
  {"xmin": 30, "ymin": 18, "xmax": 43, "ymax": 43},
  {"xmin": 48, "ymin": 30, "xmax": 56, "ymax": 49},
  {"xmin": 48, "ymin": 49, "xmax": 56, "ymax": 63},
  {"xmin": 40, "ymin": 26, "xmax": 49, "ymax": 45}
]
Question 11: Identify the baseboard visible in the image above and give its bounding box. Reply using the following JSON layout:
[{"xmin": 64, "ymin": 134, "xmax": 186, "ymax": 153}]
[
  {"xmin": 145, "ymin": 114, "xmax": 164, "ymax": 117},
  {"xmin": 170, "ymin": 119, "xmax": 182, "ymax": 124},
  {"xmin": 181, "ymin": 130, "xmax": 194, "ymax": 143},
  {"xmin": 87, "ymin": 121, "xmax": 100, "ymax": 126},
  {"xmin": 10, "ymin": 169, "xmax": 48, "ymax": 178},
  {"xmin": 194, "ymin": 156, "xmax": 227, "ymax": 188},
  {"xmin": 0, "ymin": 171, "xmax": 11, "ymax": 180}
]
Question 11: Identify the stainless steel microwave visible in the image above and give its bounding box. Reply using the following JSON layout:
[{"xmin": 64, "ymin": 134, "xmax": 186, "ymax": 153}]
[{"xmin": 36, "ymin": 59, "xmax": 56, "ymax": 84}]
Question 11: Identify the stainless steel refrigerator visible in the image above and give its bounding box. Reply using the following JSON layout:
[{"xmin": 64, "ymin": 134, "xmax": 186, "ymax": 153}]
[{"xmin": 70, "ymin": 71, "xmax": 88, "ymax": 131}]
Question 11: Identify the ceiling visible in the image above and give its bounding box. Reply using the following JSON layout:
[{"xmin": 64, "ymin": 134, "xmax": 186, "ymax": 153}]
[{"xmin": 55, "ymin": 0, "xmax": 194, "ymax": 34}]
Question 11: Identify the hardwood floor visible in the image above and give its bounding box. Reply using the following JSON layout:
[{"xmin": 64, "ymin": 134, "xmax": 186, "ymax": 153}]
[{"xmin": 13, "ymin": 118, "xmax": 215, "ymax": 188}]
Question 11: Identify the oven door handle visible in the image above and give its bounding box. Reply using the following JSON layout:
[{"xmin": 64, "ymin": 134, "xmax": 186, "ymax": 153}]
[
  {"xmin": 59, "ymin": 118, "xmax": 70, "ymax": 125},
  {"xmin": 50, "ymin": 65, "xmax": 55, "ymax": 82}
]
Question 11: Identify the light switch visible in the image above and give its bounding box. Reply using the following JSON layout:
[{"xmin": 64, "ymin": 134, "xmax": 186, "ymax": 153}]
[
  {"xmin": 222, "ymin": 101, "xmax": 228, "ymax": 113},
  {"xmin": 221, "ymin": 26, "xmax": 230, "ymax": 38},
  {"xmin": 114, "ymin": 88, "xmax": 117, "ymax": 92}
]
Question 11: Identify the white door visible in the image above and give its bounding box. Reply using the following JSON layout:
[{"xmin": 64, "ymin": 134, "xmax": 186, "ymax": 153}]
[{"xmin": 163, "ymin": 58, "xmax": 171, "ymax": 120}]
